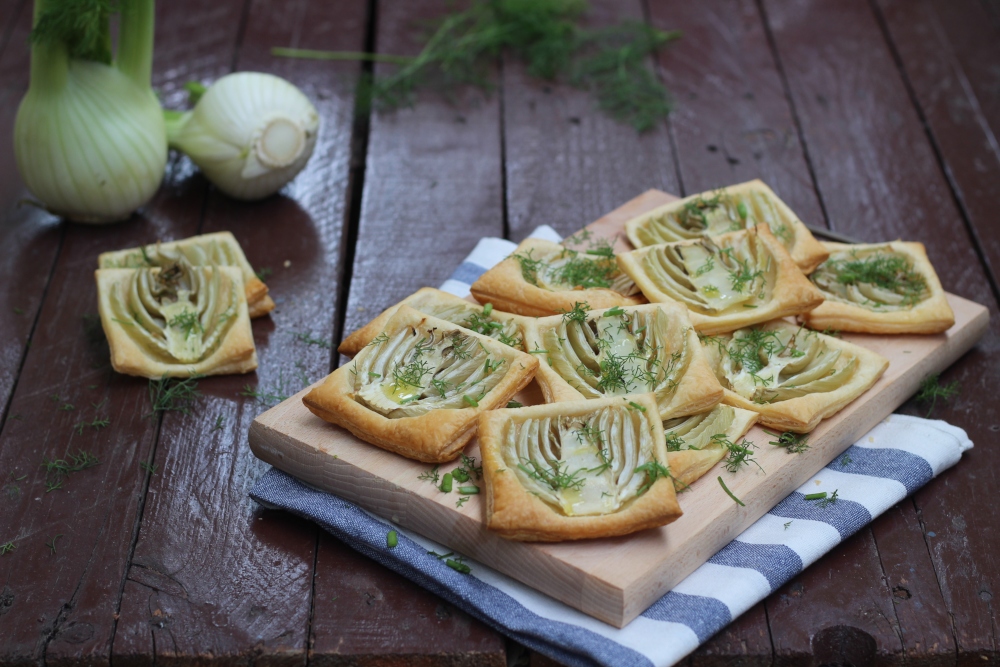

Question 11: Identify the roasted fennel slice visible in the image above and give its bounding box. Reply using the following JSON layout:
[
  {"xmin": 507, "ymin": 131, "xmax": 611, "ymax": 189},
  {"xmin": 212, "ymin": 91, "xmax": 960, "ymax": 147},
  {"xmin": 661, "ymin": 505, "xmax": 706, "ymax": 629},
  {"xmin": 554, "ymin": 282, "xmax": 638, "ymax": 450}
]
[
  {"xmin": 470, "ymin": 237, "xmax": 645, "ymax": 317},
  {"xmin": 304, "ymin": 306, "xmax": 538, "ymax": 463},
  {"xmin": 624, "ymin": 180, "xmax": 828, "ymax": 273},
  {"xmin": 802, "ymin": 242, "xmax": 954, "ymax": 334},
  {"xmin": 479, "ymin": 395, "xmax": 681, "ymax": 541},
  {"xmin": 700, "ymin": 320, "xmax": 889, "ymax": 432},
  {"xmin": 96, "ymin": 260, "xmax": 257, "ymax": 378},
  {"xmin": 662, "ymin": 404, "xmax": 759, "ymax": 487},
  {"xmin": 338, "ymin": 287, "xmax": 526, "ymax": 356},
  {"xmin": 526, "ymin": 302, "xmax": 722, "ymax": 417},
  {"xmin": 98, "ymin": 231, "xmax": 273, "ymax": 318},
  {"xmin": 617, "ymin": 226, "xmax": 824, "ymax": 334}
]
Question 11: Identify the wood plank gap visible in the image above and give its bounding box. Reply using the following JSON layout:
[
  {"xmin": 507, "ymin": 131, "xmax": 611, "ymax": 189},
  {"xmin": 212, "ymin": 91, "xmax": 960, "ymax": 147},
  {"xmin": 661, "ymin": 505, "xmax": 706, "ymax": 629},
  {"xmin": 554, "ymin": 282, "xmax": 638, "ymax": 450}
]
[
  {"xmin": 907, "ymin": 496, "xmax": 962, "ymax": 662},
  {"xmin": 0, "ymin": 225, "xmax": 64, "ymax": 428},
  {"xmin": 228, "ymin": 0, "xmax": 256, "ymax": 76},
  {"xmin": 753, "ymin": 0, "xmax": 833, "ymax": 231},
  {"xmin": 332, "ymin": 0, "xmax": 378, "ymax": 366},
  {"xmin": 868, "ymin": 0, "xmax": 1000, "ymax": 306},
  {"xmin": 639, "ymin": 0, "xmax": 687, "ymax": 198},
  {"xmin": 865, "ymin": 525, "xmax": 908, "ymax": 651},
  {"xmin": 498, "ymin": 55, "xmax": 510, "ymax": 241}
]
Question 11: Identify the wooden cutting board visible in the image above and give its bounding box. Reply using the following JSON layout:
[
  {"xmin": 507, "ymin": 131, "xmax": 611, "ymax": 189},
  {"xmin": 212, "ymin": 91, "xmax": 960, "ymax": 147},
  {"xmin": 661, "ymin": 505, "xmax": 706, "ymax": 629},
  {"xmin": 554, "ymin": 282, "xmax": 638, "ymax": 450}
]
[{"xmin": 248, "ymin": 190, "xmax": 989, "ymax": 628}]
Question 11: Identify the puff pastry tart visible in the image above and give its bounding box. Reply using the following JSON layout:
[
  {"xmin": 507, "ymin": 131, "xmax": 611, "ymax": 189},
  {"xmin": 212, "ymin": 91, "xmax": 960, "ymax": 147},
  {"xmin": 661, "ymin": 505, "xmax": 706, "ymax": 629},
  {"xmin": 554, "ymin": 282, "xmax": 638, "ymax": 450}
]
[
  {"xmin": 801, "ymin": 241, "xmax": 954, "ymax": 334},
  {"xmin": 96, "ymin": 259, "xmax": 257, "ymax": 379},
  {"xmin": 339, "ymin": 287, "xmax": 529, "ymax": 357},
  {"xmin": 617, "ymin": 225, "xmax": 825, "ymax": 335},
  {"xmin": 663, "ymin": 404, "xmax": 759, "ymax": 488},
  {"xmin": 700, "ymin": 320, "xmax": 889, "ymax": 432},
  {"xmin": 469, "ymin": 238, "xmax": 645, "ymax": 317},
  {"xmin": 98, "ymin": 231, "xmax": 274, "ymax": 318},
  {"xmin": 624, "ymin": 180, "xmax": 829, "ymax": 273},
  {"xmin": 524, "ymin": 302, "xmax": 723, "ymax": 418},
  {"xmin": 479, "ymin": 394, "xmax": 681, "ymax": 541},
  {"xmin": 304, "ymin": 306, "xmax": 538, "ymax": 463}
]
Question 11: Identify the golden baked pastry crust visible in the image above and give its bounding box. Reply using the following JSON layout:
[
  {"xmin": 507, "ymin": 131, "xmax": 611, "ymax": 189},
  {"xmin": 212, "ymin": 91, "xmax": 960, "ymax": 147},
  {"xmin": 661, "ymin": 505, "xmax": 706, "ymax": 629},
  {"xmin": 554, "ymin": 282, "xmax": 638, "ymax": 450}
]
[
  {"xmin": 663, "ymin": 404, "xmax": 759, "ymax": 488},
  {"xmin": 479, "ymin": 394, "xmax": 681, "ymax": 542},
  {"xmin": 96, "ymin": 266, "xmax": 257, "ymax": 379},
  {"xmin": 98, "ymin": 231, "xmax": 274, "ymax": 318},
  {"xmin": 801, "ymin": 241, "xmax": 955, "ymax": 334},
  {"xmin": 522, "ymin": 302, "xmax": 723, "ymax": 418},
  {"xmin": 701, "ymin": 320, "xmax": 889, "ymax": 433},
  {"xmin": 304, "ymin": 306, "xmax": 539, "ymax": 463},
  {"xmin": 469, "ymin": 238, "xmax": 646, "ymax": 317},
  {"xmin": 623, "ymin": 179, "xmax": 829, "ymax": 273},
  {"xmin": 339, "ymin": 287, "xmax": 531, "ymax": 357},
  {"xmin": 617, "ymin": 225, "xmax": 825, "ymax": 335}
]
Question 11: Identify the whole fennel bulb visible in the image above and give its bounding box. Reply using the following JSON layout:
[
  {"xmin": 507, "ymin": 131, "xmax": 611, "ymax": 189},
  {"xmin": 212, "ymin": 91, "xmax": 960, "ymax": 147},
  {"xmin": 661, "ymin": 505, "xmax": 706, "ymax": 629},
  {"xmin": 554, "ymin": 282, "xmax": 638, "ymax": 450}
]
[
  {"xmin": 15, "ymin": 0, "xmax": 167, "ymax": 224},
  {"xmin": 166, "ymin": 72, "xmax": 320, "ymax": 200}
]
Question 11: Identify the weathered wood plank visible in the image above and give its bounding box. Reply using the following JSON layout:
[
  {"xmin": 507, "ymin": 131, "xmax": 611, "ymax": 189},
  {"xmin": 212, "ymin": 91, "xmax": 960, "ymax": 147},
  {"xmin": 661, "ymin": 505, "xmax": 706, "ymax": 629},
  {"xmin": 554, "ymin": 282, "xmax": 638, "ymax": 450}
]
[
  {"xmin": 316, "ymin": 0, "xmax": 507, "ymax": 663},
  {"xmin": 761, "ymin": 0, "xmax": 1000, "ymax": 661},
  {"xmin": 0, "ymin": 1, "xmax": 248, "ymax": 665},
  {"xmin": 0, "ymin": 1, "xmax": 63, "ymax": 422},
  {"xmin": 112, "ymin": 0, "xmax": 367, "ymax": 664},
  {"xmin": 501, "ymin": 0, "xmax": 679, "ymax": 242},
  {"xmin": 875, "ymin": 0, "xmax": 1000, "ymax": 298}
]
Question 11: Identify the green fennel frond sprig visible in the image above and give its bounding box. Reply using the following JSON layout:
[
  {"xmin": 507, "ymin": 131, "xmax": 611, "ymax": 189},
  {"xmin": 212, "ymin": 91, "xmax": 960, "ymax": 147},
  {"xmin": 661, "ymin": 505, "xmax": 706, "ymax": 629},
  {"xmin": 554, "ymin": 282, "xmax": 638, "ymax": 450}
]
[
  {"xmin": 271, "ymin": 0, "xmax": 681, "ymax": 132},
  {"xmin": 915, "ymin": 374, "xmax": 960, "ymax": 418}
]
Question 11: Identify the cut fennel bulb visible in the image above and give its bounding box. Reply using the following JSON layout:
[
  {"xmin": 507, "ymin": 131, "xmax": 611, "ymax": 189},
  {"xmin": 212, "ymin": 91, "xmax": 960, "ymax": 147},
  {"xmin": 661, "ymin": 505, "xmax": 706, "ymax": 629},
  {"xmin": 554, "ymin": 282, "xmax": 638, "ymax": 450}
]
[
  {"xmin": 15, "ymin": 0, "xmax": 167, "ymax": 224},
  {"xmin": 166, "ymin": 72, "xmax": 320, "ymax": 200}
]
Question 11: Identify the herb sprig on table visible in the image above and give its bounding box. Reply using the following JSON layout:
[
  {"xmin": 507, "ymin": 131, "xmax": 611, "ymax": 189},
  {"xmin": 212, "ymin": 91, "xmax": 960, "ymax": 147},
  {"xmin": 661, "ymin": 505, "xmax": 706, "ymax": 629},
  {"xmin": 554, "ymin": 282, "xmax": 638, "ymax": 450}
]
[{"xmin": 272, "ymin": 0, "xmax": 681, "ymax": 131}]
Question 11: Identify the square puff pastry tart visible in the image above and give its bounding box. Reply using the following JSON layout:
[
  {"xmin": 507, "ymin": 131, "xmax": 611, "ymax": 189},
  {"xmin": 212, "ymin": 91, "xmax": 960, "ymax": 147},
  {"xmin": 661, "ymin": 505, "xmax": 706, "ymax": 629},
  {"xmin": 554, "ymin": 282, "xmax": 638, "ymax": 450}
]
[
  {"xmin": 469, "ymin": 237, "xmax": 646, "ymax": 317},
  {"xmin": 616, "ymin": 225, "xmax": 825, "ymax": 335},
  {"xmin": 98, "ymin": 231, "xmax": 275, "ymax": 318},
  {"xmin": 96, "ymin": 265, "xmax": 257, "ymax": 379},
  {"xmin": 339, "ymin": 287, "xmax": 531, "ymax": 357},
  {"xmin": 523, "ymin": 302, "xmax": 723, "ymax": 418},
  {"xmin": 700, "ymin": 320, "xmax": 889, "ymax": 433},
  {"xmin": 304, "ymin": 306, "xmax": 538, "ymax": 463},
  {"xmin": 479, "ymin": 394, "xmax": 681, "ymax": 542},
  {"xmin": 662, "ymin": 403, "xmax": 759, "ymax": 488},
  {"xmin": 801, "ymin": 241, "xmax": 955, "ymax": 334},
  {"xmin": 624, "ymin": 179, "xmax": 829, "ymax": 273}
]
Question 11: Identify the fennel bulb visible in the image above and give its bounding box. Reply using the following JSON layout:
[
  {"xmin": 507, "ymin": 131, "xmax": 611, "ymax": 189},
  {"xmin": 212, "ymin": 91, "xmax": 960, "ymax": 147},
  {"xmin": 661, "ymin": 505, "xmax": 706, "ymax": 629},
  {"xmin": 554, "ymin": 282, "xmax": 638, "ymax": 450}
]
[
  {"xmin": 166, "ymin": 72, "xmax": 319, "ymax": 201},
  {"xmin": 15, "ymin": 0, "xmax": 167, "ymax": 224}
]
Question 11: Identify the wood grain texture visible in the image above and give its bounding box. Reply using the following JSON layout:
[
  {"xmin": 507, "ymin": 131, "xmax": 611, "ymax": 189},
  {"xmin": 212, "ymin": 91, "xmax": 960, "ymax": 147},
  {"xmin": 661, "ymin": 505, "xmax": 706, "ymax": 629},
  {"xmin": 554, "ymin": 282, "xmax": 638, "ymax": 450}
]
[
  {"xmin": 113, "ymin": 0, "xmax": 365, "ymax": 665},
  {"xmin": 316, "ymin": 0, "xmax": 508, "ymax": 662},
  {"xmin": 250, "ymin": 189, "xmax": 988, "ymax": 628},
  {"xmin": 761, "ymin": 0, "xmax": 1000, "ymax": 661},
  {"xmin": 501, "ymin": 0, "xmax": 680, "ymax": 242}
]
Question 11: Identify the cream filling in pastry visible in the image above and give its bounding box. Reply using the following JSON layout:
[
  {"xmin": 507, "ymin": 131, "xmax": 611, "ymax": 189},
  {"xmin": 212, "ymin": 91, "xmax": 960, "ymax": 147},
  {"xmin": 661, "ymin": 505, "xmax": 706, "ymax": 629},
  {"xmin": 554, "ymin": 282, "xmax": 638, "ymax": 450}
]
[
  {"xmin": 639, "ymin": 233, "xmax": 777, "ymax": 315},
  {"xmin": 353, "ymin": 327, "xmax": 508, "ymax": 418},
  {"xmin": 542, "ymin": 306, "xmax": 690, "ymax": 402},
  {"xmin": 107, "ymin": 258, "xmax": 239, "ymax": 364},
  {"xmin": 707, "ymin": 326, "xmax": 858, "ymax": 404},
  {"xmin": 503, "ymin": 404, "xmax": 661, "ymax": 517},
  {"xmin": 810, "ymin": 244, "xmax": 929, "ymax": 312},
  {"xmin": 514, "ymin": 246, "xmax": 639, "ymax": 296}
]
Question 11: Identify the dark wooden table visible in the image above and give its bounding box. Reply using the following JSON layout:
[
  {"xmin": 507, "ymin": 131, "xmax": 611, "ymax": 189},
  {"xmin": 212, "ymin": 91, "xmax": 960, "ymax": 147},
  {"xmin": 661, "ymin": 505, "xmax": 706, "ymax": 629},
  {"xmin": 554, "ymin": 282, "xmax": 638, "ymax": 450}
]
[{"xmin": 1, "ymin": 0, "xmax": 998, "ymax": 665}]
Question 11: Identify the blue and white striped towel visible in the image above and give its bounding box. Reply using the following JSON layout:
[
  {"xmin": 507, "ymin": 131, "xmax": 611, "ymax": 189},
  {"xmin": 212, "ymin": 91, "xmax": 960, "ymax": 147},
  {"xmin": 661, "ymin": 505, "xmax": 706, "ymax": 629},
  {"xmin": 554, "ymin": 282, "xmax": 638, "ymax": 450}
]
[{"xmin": 250, "ymin": 226, "xmax": 973, "ymax": 667}]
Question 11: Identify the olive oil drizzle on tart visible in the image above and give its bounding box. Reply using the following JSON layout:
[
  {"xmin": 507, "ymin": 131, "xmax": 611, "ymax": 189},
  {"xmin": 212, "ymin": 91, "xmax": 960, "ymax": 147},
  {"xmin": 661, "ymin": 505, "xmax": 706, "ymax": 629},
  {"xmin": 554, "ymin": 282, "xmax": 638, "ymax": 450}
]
[
  {"xmin": 503, "ymin": 404, "xmax": 663, "ymax": 516},
  {"xmin": 810, "ymin": 244, "xmax": 929, "ymax": 311},
  {"xmin": 704, "ymin": 326, "xmax": 858, "ymax": 404},
  {"xmin": 634, "ymin": 188, "xmax": 797, "ymax": 250},
  {"xmin": 352, "ymin": 327, "xmax": 509, "ymax": 418},
  {"xmin": 107, "ymin": 257, "xmax": 240, "ymax": 364},
  {"xmin": 542, "ymin": 306, "xmax": 691, "ymax": 401},
  {"xmin": 640, "ymin": 232, "xmax": 777, "ymax": 315}
]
